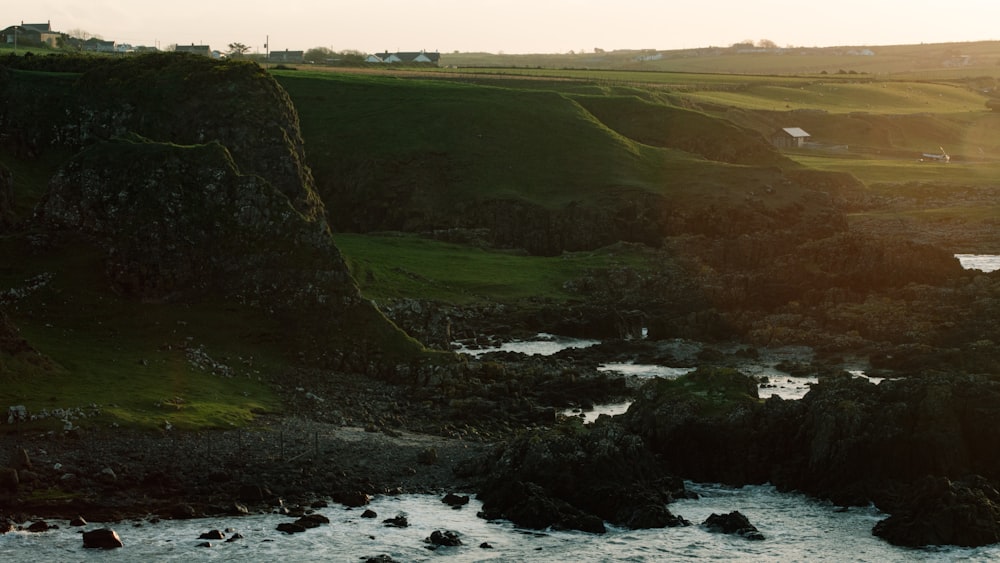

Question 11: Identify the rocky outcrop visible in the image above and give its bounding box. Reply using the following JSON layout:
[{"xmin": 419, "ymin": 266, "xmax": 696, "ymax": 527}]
[
  {"xmin": 703, "ymin": 511, "xmax": 765, "ymax": 540},
  {"xmin": 618, "ymin": 369, "xmax": 1000, "ymax": 546},
  {"xmin": 34, "ymin": 135, "xmax": 358, "ymax": 312},
  {"xmin": 475, "ymin": 416, "xmax": 691, "ymax": 533},
  {"xmin": 82, "ymin": 528, "xmax": 123, "ymax": 549},
  {"xmin": 0, "ymin": 53, "xmax": 323, "ymax": 221},
  {"xmin": 872, "ymin": 475, "xmax": 1000, "ymax": 547}
]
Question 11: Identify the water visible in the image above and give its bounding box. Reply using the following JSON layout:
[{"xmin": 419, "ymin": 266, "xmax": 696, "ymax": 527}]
[
  {"xmin": 5, "ymin": 486, "xmax": 997, "ymax": 561},
  {"xmin": 956, "ymin": 254, "xmax": 1000, "ymax": 273},
  {"xmin": 455, "ymin": 333, "xmax": 600, "ymax": 357}
]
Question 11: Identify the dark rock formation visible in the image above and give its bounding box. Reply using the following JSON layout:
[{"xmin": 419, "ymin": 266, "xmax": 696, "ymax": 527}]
[
  {"xmin": 476, "ymin": 416, "xmax": 690, "ymax": 533},
  {"xmin": 1, "ymin": 54, "xmax": 322, "ymax": 221},
  {"xmin": 294, "ymin": 514, "xmax": 329, "ymax": 529},
  {"xmin": 442, "ymin": 493, "xmax": 469, "ymax": 507},
  {"xmin": 82, "ymin": 528, "xmax": 124, "ymax": 549},
  {"xmin": 276, "ymin": 522, "xmax": 306, "ymax": 534},
  {"xmin": 703, "ymin": 511, "xmax": 764, "ymax": 540},
  {"xmin": 333, "ymin": 490, "xmax": 371, "ymax": 507},
  {"xmin": 427, "ymin": 530, "xmax": 462, "ymax": 547},
  {"xmin": 872, "ymin": 475, "xmax": 1000, "ymax": 547},
  {"xmin": 199, "ymin": 530, "xmax": 225, "ymax": 540},
  {"xmin": 617, "ymin": 368, "xmax": 1000, "ymax": 546},
  {"xmin": 34, "ymin": 136, "xmax": 357, "ymax": 310},
  {"xmin": 382, "ymin": 515, "xmax": 409, "ymax": 528}
]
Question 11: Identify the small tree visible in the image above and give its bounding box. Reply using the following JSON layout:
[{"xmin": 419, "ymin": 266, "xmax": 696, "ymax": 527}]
[
  {"xmin": 304, "ymin": 46, "xmax": 335, "ymax": 64},
  {"xmin": 228, "ymin": 42, "xmax": 250, "ymax": 58}
]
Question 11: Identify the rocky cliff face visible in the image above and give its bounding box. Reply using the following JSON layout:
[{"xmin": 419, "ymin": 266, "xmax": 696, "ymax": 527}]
[
  {"xmin": 618, "ymin": 369, "xmax": 1000, "ymax": 546},
  {"xmin": 0, "ymin": 54, "xmax": 412, "ymax": 365},
  {"xmin": 1, "ymin": 53, "xmax": 323, "ymax": 221},
  {"xmin": 34, "ymin": 135, "xmax": 358, "ymax": 310}
]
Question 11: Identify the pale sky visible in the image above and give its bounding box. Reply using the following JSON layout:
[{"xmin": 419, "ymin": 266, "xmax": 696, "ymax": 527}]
[{"xmin": 20, "ymin": 1, "xmax": 1000, "ymax": 54}]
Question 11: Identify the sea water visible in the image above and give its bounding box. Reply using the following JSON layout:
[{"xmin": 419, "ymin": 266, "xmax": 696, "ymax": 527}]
[
  {"xmin": 956, "ymin": 254, "xmax": 1000, "ymax": 273},
  {"xmin": 4, "ymin": 486, "xmax": 998, "ymax": 562}
]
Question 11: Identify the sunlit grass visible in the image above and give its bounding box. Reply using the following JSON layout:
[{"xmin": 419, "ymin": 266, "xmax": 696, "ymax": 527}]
[
  {"xmin": 0, "ymin": 237, "xmax": 283, "ymax": 433},
  {"xmin": 789, "ymin": 154, "xmax": 1000, "ymax": 185},
  {"xmin": 335, "ymin": 232, "xmax": 657, "ymax": 305}
]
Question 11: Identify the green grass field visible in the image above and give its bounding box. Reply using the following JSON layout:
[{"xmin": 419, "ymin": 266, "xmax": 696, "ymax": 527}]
[
  {"xmin": 335, "ymin": 232, "xmax": 657, "ymax": 305},
  {"xmin": 0, "ymin": 237, "xmax": 284, "ymax": 432}
]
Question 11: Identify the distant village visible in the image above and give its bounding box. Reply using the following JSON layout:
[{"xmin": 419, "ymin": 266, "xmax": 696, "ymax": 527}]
[{"xmin": 0, "ymin": 20, "xmax": 440, "ymax": 65}]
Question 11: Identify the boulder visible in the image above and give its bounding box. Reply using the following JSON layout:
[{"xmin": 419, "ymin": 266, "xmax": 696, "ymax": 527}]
[
  {"xmin": 333, "ymin": 490, "xmax": 371, "ymax": 507},
  {"xmin": 442, "ymin": 493, "xmax": 469, "ymax": 507},
  {"xmin": 198, "ymin": 530, "xmax": 225, "ymax": 540},
  {"xmin": 382, "ymin": 515, "xmax": 409, "ymax": 528},
  {"xmin": 27, "ymin": 520, "xmax": 50, "ymax": 533},
  {"xmin": 82, "ymin": 528, "xmax": 124, "ymax": 549},
  {"xmin": 427, "ymin": 530, "xmax": 463, "ymax": 547},
  {"xmin": 276, "ymin": 522, "xmax": 306, "ymax": 534},
  {"xmin": 703, "ymin": 511, "xmax": 765, "ymax": 540},
  {"xmin": 294, "ymin": 514, "xmax": 329, "ymax": 529}
]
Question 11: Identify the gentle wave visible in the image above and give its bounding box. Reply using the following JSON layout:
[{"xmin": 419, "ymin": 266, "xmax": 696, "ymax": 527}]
[{"xmin": 6, "ymin": 488, "xmax": 999, "ymax": 561}]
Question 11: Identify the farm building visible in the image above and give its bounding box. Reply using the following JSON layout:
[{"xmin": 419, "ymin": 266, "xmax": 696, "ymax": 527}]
[
  {"xmin": 269, "ymin": 49, "xmax": 304, "ymax": 63},
  {"xmin": 1, "ymin": 21, "xmax": 62, "ymax": 48},
  {"xmin": 175, "ymin": 43, "xmax": 212, "ymax": 57},
  {"xmin": 770, "ymin": 127, "xmax": 811, "ymax": 148}
]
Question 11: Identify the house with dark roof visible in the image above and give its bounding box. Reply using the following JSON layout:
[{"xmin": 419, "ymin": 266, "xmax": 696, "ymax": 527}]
[
  {"xmin": 770, "ymin": 127, "xmax": 811, "ymax": 149},
  {"xmin": 175, "ymin": 43, "xmax": 212, "ymax": 57},
  {"xmin": 82, "ymin": 37, "xmax": 116, "ymax": 53},
  {"xmin": 2, "ymin": 21, "xmax": 62, "ymax": 48},
  {"xmin": 269, "ymin": 49, "xmax": 304, "ymax": 63}
]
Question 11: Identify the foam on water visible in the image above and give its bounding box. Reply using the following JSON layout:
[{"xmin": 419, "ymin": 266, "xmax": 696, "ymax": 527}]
[
  {"xmin": 6, "ymin": 487, "xmax": 998, "ymax": 561},
  {"xmin": 455, "ymin": 333, "xmax": 600, "ymax": 357},
  {"xmin": 956, "ymin": 254, "xmax": 1000, "ymax": 273}
]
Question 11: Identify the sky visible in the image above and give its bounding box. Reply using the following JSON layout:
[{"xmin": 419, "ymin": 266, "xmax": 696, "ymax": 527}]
[{"xmin": 20, "ymin": 0, "xmax": 1000, "ymax": 55}]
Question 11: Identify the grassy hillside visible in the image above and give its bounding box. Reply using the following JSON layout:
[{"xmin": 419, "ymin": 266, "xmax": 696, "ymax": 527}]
[
  {"xmin": 0, "ymin": 236, "xmax": 283, "ymax": 431},
  {"xmin": 274, "ymin": 69, "xmax": 823, "ymax": 244},
  {"xmin": 439, "ymin": 41, "xmax": 1000, "ymax": 77}
]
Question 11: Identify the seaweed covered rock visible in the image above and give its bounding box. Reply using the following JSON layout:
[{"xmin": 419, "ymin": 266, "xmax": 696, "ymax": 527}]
[
  {"xmin": 476, "ymin": 416, "xmax": 690, "ymax": 533},
  {"xmin": 34, "ymin": 135, "xmax": 357, "ymax": 311}
]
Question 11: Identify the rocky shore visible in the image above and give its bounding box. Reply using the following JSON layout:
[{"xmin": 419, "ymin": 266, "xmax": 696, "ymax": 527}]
[{"xmin": 1, "ymin": 415, "xmax": 489, "ymax": 524}]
